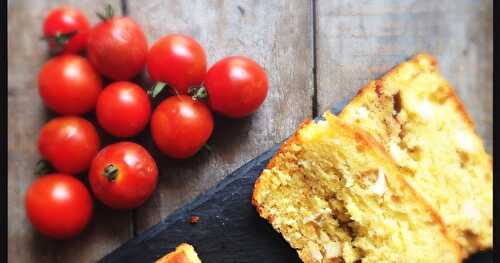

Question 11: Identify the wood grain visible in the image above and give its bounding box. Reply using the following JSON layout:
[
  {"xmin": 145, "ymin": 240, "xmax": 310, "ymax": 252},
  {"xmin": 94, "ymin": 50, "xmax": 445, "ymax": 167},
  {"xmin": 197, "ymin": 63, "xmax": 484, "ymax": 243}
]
[
  {"xmin": 315, "ymin": 0, "xmax": 493, "ymax": 153},
  {"xmin": 8, "ymin": 1, "xmax": 131, "ymax": 263},
  {"xmin": 126, "ymin": 0, "xmax": 314, "ymax": 234}
]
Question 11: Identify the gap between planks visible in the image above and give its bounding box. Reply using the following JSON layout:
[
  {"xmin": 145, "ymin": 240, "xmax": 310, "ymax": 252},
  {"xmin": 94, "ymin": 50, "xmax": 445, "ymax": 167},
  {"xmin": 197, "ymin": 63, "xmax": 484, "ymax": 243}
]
[{"xmin": 311, "ymin": 0, "xmax": 318, "ymax": 118}]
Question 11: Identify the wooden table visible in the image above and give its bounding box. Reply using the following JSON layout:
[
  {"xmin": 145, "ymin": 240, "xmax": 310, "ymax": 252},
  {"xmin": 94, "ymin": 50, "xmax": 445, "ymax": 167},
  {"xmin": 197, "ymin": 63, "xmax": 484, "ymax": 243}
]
[{"xmin": 8, "ymin": 1, "xmax": 492, "ymax": 262}]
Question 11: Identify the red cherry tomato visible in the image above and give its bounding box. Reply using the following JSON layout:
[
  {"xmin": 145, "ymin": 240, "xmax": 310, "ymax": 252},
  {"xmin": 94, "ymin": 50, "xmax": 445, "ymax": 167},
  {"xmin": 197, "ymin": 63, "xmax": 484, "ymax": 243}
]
[
  {"xmin": 38, "ymin": 55, "xmax": 102, "ymax": 115},
  {"xmin": 204, "ymin": 56, "xmax": 268, "ymax": 118},
  {"xmin": 96, "ymin": 82, "xmax": 151, "ymax": 137},
  {"xmin": 87, "ymin": 14, "xmax": 148, "ymax": 81},
  {"xmin": 89, "ymin": 142, "xmax": 158, "ymax": 210},
  {"xmin": 43, "ymin": 6, "xmax": 90, "ymax": 54},
  {"xmin": 147, "ymin": 35, "xmax": 207, "ymax": 94},
  {"xmin": 151, "ymin": 95, "xmax": 213, "ymax": 159},
  {"xmin": 38, "ymin": 117, "xmax": 100, "ymax": 174},
  {"xmin": 25, "ymin": 173, "xmax": 93, "ymax": 239}
]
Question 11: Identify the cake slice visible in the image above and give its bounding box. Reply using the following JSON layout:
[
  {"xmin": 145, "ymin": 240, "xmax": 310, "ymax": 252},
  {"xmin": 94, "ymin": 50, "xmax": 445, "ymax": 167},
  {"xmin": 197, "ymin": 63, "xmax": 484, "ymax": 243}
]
[
  {"xmin": 338, "ymin": 54, "xmax": 493, "ymax": 254},
  {"xmin": 253, "ymin": 112, "xmax": 462, "ymax": 263},
  {"xmin": 155, "ymin": 243, "xmax": 202, "ymax": 263}
]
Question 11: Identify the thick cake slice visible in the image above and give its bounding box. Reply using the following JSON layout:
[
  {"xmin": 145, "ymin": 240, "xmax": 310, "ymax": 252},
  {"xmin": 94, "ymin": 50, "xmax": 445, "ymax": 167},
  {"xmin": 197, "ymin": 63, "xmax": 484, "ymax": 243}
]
[
  {"xmin": 155, "ymin": 243, "xmax": 202, "ymax": 263},
  {"xmin": 253, "ymin": 113, "xmax": 462, "ymax": 263},
  {"xmin": 338, "ymin": 54, "xmax": 492, "ymax": 254}
]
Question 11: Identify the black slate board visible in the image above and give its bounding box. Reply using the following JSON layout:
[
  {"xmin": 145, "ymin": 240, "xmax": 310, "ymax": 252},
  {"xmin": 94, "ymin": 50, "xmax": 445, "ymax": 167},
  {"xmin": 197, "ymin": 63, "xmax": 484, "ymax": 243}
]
[{"xmin": 98, "ymin": 97, "xmax": 493, "ymax": 263}]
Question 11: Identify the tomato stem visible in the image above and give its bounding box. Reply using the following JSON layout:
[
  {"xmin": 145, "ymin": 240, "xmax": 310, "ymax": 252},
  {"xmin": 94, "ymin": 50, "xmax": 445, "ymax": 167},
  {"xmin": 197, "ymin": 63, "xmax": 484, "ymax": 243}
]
[
  {"xmin": 148, "ymin": 82, "xmax": 169, "ymax": 98},
  {"xmin": 35, "ymin": 160, "xmax": 53, "ymax": 176},
  {"xmin": 41, "ymin": 31, "xmax": 78, "ymax": 55},
  {"xmin": 102, "ymin": 164, "xmax": 119, "ymax": 182},
  {"xmin": 56, "ymin": 31, "xmax": 77, "ymax": 44},
  {"xmin": 97, "ymin": 4, "xmax": 115, "ymax": 21},
  {"xmin": 189, "ymin": 86, "xmax": 208, "ymax": 101}
]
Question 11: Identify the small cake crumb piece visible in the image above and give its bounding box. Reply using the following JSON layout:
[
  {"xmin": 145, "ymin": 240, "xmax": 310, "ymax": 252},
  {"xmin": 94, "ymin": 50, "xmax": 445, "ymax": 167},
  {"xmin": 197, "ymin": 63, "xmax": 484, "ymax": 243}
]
[
  {"xmin": 324, "ymin": 241, "xmax": 342, "ymax": 259},
  {"xmin": 308, "ymin": 242, "xmax": 323, "ymax": 262},
  {"xmin": 371, "ymin": 168, "xmax": 387, "ymax": 196}
]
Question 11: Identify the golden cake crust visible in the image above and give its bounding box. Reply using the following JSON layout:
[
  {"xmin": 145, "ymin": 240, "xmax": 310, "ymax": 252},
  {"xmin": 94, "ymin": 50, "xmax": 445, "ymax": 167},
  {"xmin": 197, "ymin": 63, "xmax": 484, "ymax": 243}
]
[{"xmin": 343, "ymin": 53, "xmax": 475, "ymax": 129}]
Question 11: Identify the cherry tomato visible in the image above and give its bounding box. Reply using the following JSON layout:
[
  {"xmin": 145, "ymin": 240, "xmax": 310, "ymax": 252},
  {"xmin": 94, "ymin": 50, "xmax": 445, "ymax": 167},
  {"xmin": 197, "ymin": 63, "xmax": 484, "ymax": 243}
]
[
  {"xmin": 151, "ymin": 95, "xmax": 213, "ymax": 159},
  {"xmin": 38, "ymin": 55, "xmax": 102, "ymax": 115},
  {"xmin": 38, "ymin": 117, "xmax": 100, "ymax": 174},
  {"xmin": 204, "ymin": 56, "xmax": 268, "ymax": 118},
  {"xmin": 147, "ymin": 35, "xmax": 207, "ymax": 94},
  {"xmin": 87, "ymin": 11, "xmax": 148, "ymax": 81},
  {"xmin": 89, "ymin": 142, "xmax": 158, "ymax": 210},
  {"xmin": 96, "ymin": 82, "xmax": 151, "ymax": 137},
  {"xmin": 43, "ymin": 6, "xmax": 90, "ymax": 54},
  {"xmin": 25, "ymin": 173, "xmax": 93, "ymax": 239}
]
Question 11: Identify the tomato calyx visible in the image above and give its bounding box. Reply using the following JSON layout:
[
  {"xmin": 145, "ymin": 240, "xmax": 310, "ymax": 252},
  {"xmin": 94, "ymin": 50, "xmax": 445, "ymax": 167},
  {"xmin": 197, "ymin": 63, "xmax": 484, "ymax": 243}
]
[
  {"xmin": 102, "ymin": 164, "xmax": 119, "ymax": 182},
  {"xmin": 96, "ymin": 4, "xmax": 115, "ymax": 21},
  {"xmin": 41, "ymin": 31, "xmax": 78, "ymax": 54},
  {"xmin": 188, "ymin": 86, "xmax": 208, "ymax": 101},
  {"xmin": 35, "ymin": 160, "xmax": 54, "ymax": 176}
]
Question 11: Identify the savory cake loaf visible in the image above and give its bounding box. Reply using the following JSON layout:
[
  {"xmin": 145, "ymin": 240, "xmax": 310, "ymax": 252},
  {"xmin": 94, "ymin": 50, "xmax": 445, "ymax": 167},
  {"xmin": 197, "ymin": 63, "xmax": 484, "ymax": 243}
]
[
  {"xmin": 155, "ymin": 243, "xmax": 202, "ymax": 263},
  {"xmin": 338, "ymin": 54, "xmax": 493, "ymax": 254},
  {"xmin": 253, "ymin": 112, "xmax": 462, "ymax": 263}
]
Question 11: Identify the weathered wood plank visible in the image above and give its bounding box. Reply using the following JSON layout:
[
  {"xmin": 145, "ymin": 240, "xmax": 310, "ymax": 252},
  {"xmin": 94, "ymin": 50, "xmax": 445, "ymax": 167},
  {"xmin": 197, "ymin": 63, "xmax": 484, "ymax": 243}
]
[
  {"xmin": 315, "ymin": 0, "xmax": 493, "ymax": 153},
  {"xmin": 127, "ymin": 0, "xmax": 314, "ymax": 233},
  {"xmin": 8, "ymin": 1, "xmax": 131, "ymax": 263}
]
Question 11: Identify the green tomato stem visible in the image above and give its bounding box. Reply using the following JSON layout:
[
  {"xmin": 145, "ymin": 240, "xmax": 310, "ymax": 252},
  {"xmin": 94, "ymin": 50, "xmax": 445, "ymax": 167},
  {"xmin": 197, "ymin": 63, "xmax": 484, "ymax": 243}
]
[
  {"xmin": 97, "ymin": 4, "xmax": 115, "ymax": 21},
  {"xmin": 189, "ymin": 86, "xmax": 208, "ymax": 101},
  {"xmin": 148, "ymin": 82, "xmax": 168, "ymax": 98},
  {"xmin": 41, "ymin": 30, "xmax": 78, "ymax": 55},
  {"xmin": 102, "ymin": 164, "xmax": 119, "ymax": 182}
]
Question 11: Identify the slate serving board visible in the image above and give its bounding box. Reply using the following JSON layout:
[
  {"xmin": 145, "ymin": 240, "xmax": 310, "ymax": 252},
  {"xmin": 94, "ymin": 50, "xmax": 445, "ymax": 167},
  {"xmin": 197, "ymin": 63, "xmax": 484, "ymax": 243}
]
[{"xmin": 98, "ymin": 98, "xmax": 492, "ymax": 263}]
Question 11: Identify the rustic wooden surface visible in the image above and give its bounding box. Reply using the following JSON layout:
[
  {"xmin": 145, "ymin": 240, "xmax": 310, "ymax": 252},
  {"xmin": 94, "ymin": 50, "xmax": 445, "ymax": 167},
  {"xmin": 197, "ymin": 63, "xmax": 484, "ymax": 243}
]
[{"xmin": 7, "ymin": 0, "xmax": 491, "ymax": 262}]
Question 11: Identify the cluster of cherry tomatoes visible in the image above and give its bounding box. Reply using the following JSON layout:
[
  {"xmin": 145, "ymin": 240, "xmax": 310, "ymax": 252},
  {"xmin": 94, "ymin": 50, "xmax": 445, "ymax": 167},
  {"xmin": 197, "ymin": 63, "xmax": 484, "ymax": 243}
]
[{"xmin": 25, "ymin": 4, "xmax": 269, "ymax": 240}]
